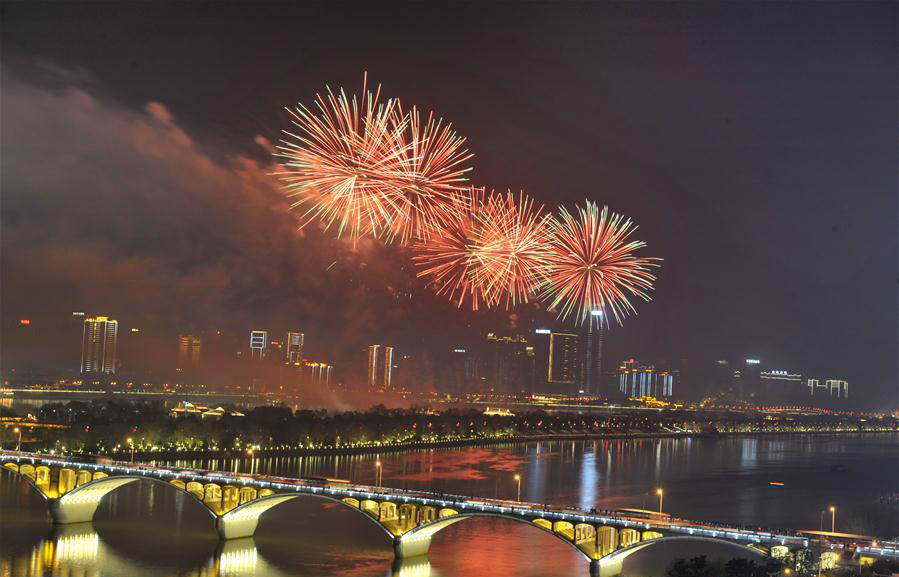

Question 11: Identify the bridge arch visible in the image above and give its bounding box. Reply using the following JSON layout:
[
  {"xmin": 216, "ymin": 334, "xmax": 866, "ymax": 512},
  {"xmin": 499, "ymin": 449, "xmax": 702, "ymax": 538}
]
[
  {"xmin": 593, "ymin": 536, "xmax": 768, "ymax": 577},
  {"xmin": 394, "ymin": 511, "xmax": 598, "ymax": 560},
  {"xmin": 47, "ymin": 474, "xmax": 219, "ymax": 524},
  {"xmin": 217, "ymin": 491, "xmax": 397, "ymax": 541}
]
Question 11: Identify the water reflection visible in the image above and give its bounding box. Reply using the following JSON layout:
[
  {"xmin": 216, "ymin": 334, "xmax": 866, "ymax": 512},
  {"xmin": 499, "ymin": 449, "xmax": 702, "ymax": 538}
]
[{"xmin": 0, "ymin": 524, "xmax": 438, "ymax": 577}]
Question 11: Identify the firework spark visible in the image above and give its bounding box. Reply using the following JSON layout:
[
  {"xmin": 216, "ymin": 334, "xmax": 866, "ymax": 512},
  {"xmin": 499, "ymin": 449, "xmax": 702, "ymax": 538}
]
[
  {"xmin": 385, "ymin": 104, "xmax": 473, "ymax": 244},
  {"xmin": 274, "ymin": 74, "xmax": 407, "ymax": 243},
  {"xmin": 539, "ymin": 201, "xmax": 659, "ymax": 325}
]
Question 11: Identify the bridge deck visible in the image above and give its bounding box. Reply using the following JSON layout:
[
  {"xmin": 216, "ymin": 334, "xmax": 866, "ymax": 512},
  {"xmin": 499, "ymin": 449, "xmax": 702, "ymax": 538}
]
[{"xmin": 1, "ymin": 450, "xmax": 891, "ymax": 559}]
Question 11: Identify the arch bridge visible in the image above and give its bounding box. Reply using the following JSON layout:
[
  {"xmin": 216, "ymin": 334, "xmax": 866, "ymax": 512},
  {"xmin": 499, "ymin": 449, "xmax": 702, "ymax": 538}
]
[{"xmin": 0, "ymin": 451, "xmax": 839, "ymax": 576}]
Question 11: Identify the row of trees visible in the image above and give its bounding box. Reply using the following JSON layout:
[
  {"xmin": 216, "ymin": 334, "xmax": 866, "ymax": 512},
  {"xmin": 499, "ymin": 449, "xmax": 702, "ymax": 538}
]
[{"xmin": 6, "ymin": 400, "xmax": 893, "ymax": 454}]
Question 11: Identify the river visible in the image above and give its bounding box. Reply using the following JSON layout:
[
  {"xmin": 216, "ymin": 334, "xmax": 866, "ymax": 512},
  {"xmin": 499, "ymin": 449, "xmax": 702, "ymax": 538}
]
[{"xmin": 1, "ymin": 433, "xmax": 896, "ymax": 576}]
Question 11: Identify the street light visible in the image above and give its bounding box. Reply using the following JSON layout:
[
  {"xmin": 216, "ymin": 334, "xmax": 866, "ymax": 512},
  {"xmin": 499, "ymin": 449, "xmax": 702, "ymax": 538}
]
[
  {"xmin": 819, "ymin": 510, "xmax": 825, "ymax": 531},
  {"xmin": 127, "ymin": 437, "xmax": 135, "ymax": 463},
  {"xmin": 656, "ymin": 488, "xmax": 664, "ymax": 514},
  {"xmin": 13, "ymin": 427, "xmax": 21, "ymax": 451},
  {"xmin": 375, "ymin": 460, "xmax": 382, "ymax": 488},
  {"xmin": 514, "ymin": 474, "xmax": 521, "ymax": 502},
  {"xmin": 829, "ymin": 506, "xmax": 836, "ymax": 533}
]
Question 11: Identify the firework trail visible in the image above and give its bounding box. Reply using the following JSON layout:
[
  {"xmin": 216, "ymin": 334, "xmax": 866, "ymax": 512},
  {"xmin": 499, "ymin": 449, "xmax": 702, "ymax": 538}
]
[
  {"xmin": 385, "ymin": 104, "xmax": 473, "ymax": 244},
  {"xmin": 274, "ymin": 74, "xmax": 407, "ymax": 243},
  {"xmin": 539, "ymin": 201, "xmax": 659, "ymax": 325}
]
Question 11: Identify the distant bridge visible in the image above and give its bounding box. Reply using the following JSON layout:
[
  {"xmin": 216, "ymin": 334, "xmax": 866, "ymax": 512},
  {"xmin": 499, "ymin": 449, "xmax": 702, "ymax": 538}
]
[{"xmin": 1, "ymin": 451, "xmax": 893, "ymax": 576}]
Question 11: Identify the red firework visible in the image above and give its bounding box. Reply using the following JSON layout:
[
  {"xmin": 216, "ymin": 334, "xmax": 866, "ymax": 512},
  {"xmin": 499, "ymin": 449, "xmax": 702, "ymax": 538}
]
[
  {"xmin": 540, "ymin": 201, "xmax": 659, "ymax": 325},
  {"xmin": 477, "ymin": 191, "xmax": 552, "ymax": 308},
  {"xmin": 385, "ymin": 104, "xmax": 473, "ymax": 244},
  {"xmin": 274, "ymin": 74, "xmax": 407, "ymax": 243},
  {"xmin": 411, "ymin": 187, "xmax": 496, "ymax": 310},
  {"xmin": 413, "ymin": 189, "xmax": 552, "ymax": 310}
]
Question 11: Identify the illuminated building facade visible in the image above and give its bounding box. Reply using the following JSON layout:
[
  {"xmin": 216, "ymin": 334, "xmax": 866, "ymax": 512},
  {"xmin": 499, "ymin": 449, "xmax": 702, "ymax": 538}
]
[
  {"xmin": 177, "ymin": 335, "xmax": 202, "ymax": 368},
  {"xmin": 826, "ymin": 379, "xmax": 849, "ymax": 398},
  {"xmin": 286, "ymin": 332, "xmax": 304, "ymax": 362},
  {"xmin": 617, "ymin": 358, "xmax": 674, "ymax": 398},
  {"xmin": 249, "ymin": 330, "xmax": 267, "ymax": 359},
  {"xmin": 367, "ymin": 344, "xmax": 394, "ymax": 389},
  {"xmin": 81, "ymin": 316, "xmax": 118, "ymax": 374},
  {"xmin": 297, "ymin": 361, "xmax": 332, "ymax": 387}
]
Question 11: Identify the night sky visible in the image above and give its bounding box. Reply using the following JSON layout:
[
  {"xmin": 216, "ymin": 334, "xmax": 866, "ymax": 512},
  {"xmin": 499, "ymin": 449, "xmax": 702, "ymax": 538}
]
[{"xmin": 1, "ymin": 2, "xmax": 896, "ymax": 409}]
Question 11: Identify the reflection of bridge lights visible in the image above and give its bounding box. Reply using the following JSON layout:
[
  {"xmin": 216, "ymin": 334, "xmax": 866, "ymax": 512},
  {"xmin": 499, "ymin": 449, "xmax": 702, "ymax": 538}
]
[
  {"xmin": 393, "ymin": 557, "xmax": 432, "ymax": 577},
  {"xmin": 219, "ymin": 547, "xmax": 258, "ymax": 575},
  {"xmin": 55, "ymin": 533, "xmax": 100, "ymax": 563}
]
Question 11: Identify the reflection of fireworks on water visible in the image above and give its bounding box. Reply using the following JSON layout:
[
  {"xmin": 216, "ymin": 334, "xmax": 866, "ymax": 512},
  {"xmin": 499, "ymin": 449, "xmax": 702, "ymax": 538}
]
[
  {"xmin": 539, "ymin": 201, "xmax": 659, "ymax": 325},
  {"xmin": 385, "ymin": 104, "xmax": 473, "ymax": 244},
  {"xmin": 274, "ymin": 74, "xmax": 406, "ymax": 243}
]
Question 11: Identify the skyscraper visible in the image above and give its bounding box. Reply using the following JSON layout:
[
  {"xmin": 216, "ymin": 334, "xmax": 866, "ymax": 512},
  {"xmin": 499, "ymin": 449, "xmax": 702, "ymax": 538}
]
[
  {"xmin": 533, "ymin": 329, "xmax": 582, "ymax": 395},
  {"xmin": 81, "ymin": 316, "xmax": 118, "ymax": 374},
  {"xmin": 249, "ymin": 330, "xmax": 267, "ymax": 359},
  {"xmin": 583, "ymin": 310, "xmax": 605, "ymax": 396},
  {"xmin": 367, "ymin": 344, "xmax": 394, "ymax": 389},
  {"xmin": 177, "ymin": 335, "xmax": 202, "ymax": 368},
  {"xmin": 286, "ymin": 332, "xmax": 304, "ymax": 363},
  {"xmin": 482, "ymin": 333, "xmax": 534, "ymax": 395}
]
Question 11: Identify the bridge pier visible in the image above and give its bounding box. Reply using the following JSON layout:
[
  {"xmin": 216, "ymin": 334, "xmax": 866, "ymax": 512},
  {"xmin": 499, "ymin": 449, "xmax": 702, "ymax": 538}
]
[
  {"xmin": 393, "ymin": 533, "xmax": 433, "ymax": 559},
  {"xmin": 589, "ymin": 559, "xmax": 600, "ymax": 577}
]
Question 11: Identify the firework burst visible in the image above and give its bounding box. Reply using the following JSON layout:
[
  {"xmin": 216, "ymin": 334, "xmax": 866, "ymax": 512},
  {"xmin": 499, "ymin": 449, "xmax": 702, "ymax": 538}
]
[
  {"xmin": 477, "ymin": 191, "xmax": 552, "ymax": 308},
  {"xmin": 539, "ymin": 201, "xmax": 659, "ymax": 325},
  {"xmin": 413, "ymin": 189, "xmax": 552, "ymax": 310},
  {"xmin": 274, "ymin": 74, "xmax": 407, "ymax": 243},
  {"xmin": 411, "ymin": 187, "xmax": 496, "ymax": 310},
  {"xmin": 385, "ymin": 104, "xmax": 473, "ymax": 244}
]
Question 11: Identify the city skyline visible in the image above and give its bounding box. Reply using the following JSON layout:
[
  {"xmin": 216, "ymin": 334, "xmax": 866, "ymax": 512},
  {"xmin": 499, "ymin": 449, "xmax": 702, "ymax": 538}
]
[{"xmin": 0, "ymin": 2, "xmax": 895, "ymax": 411}]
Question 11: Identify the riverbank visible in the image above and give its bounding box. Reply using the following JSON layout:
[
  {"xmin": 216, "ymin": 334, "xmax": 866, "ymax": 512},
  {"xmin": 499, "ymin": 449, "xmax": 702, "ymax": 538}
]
[{"xmin": 88, "ymin": 427, "xmax": 897, "ymax": 461}]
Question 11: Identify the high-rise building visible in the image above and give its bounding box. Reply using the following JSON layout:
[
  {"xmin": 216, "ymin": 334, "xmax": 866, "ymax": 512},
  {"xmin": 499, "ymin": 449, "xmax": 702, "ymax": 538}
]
[
  {"xmin": 482, "ymin": 333, "xmax": 534, "ymax": 395},
  {"xmin": 249, "ymin": 330, "xmax": 268, "ymax": 359},
  {"xmin": 177, "ymin": 335, "xmax": 202, "ymax": 368},
  {"xmin": 367, "ymin": 345, "xmax": 394, "ymax": 389},
  {"xmin": 533, "ymin": 329, "xmax": 582, "ymax": 395},
  {"xmin": 583, "ymin": 310, "xmax": 605, "ymax": 397},
  {"xmin": 733, "ymin": 358, "xmax": 761, "ymax": 401},
  {"xmin": 81, "ymin": 316, "xmax": 118, "ymax": 374},
  {"xmin": 286, "ymin": 332, "xmax": 304, "ymax": 363}
]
